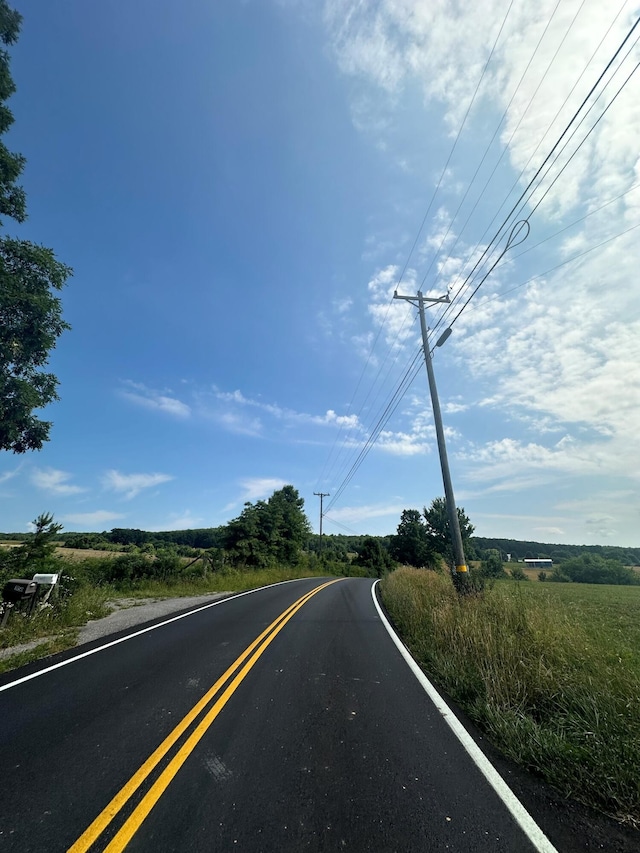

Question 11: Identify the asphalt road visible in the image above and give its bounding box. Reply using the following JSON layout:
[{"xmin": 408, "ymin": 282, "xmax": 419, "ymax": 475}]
[{"xmin": 0, "ymin": 576, "xmax": 604, "ymax": 851}]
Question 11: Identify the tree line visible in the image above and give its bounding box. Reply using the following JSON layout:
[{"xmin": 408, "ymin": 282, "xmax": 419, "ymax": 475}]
[
  {"xmin": 2, "ymin": 489, "xmax": 638, "ymax": 589},
  {"xmin": 472, "ymin": 536, "xmax": 640, "ymax": 568}
]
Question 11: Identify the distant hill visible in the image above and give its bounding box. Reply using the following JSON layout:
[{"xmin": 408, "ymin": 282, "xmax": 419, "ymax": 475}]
[
  {"xmin": 2, "ymin": 528, "xmax": 638, "ymax": 566},
  {"xmin": 472, "ymin": 536, "xmax": 640, "ymax": 566}
]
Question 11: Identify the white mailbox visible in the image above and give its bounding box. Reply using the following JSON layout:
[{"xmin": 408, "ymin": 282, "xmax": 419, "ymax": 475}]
[{"xmin": 32, "ymin": 573, "xmax": 59, "ymax": 585}]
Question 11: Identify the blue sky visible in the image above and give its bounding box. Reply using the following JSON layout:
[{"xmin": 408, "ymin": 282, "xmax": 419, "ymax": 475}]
[{"xmin": 2, "ymin": 0, "xmax": 640, "ymax": 546}]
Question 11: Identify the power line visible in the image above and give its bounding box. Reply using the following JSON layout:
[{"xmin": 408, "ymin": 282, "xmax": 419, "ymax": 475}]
[
  {"xmin": 462, "ymin": 220, "xmax": 640, "ymax": 316},
  {"xmin": 316, "ymin": 304, "xmax": 418, "ymax": 492},
  {"xmin": 528, "ymin": 59, "xmax": 640, "ymax": 219},
  {"xmin": 425, "ymin": 0, "xmax": 607, "ymax": 306},
  {"xmin": 448, "ymin": 44, "xmax": 640, "ymax": 328},
  {"xmin": 319, "ymin": 6, "xmax": 640, "ymax": 517},
  {"xmin": 421, "ymin": 181, "xmax": 640, "ymax": 339},
  {"xmin": 509, "ymin": 181, "xmax": 640, "ymax": 261},
  {"xmin": 434, "ymin": 0, "xmax": 627, "ymax": 336},
  {"xmin": 318, "ymin": 6, "xmax": 520, "ymax": 502},
  {"xmin": 418, "ymin": 0, "xmax": 569, "ymax": 292},
  {"xmin": 325, "ymin": 346, "xmax": 424, "ymax": 513},
  {"xmin": 432, "ymin": 12, "xmax": 640, "ymax": 334},
  {"xmin": 327, "ymin": 220, "xmax": 640, "ymax": 515},
  {"xmin": 322, "ymin": 514, "xmax": 362, "ymax": 536},
  {"xmin": 317, "ymin": 1, "xmax": 516, "ymax": 500},
  {"xmin": 430, "ymin": 3, "xmax": 637, "ymax": 335},
  {"xmin": 395, "ymin": 0, "xmax": 516, "ymax": 292}
]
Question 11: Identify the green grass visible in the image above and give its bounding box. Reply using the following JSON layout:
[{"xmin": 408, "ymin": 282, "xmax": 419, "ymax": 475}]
[
  {"xmin": 0, "ymin": 586, "xmax": 111, "ymax": 651},
  {"xmin": 0, "ymin": 633, "xmax": 79, "ymax": 675},
  {"xmin": 106, "ymin": 565, "xmax": 330, "ymax": 599},
  {"xmin": 380, "ymin": 567, "xmax": 640, "ymax": 826}
]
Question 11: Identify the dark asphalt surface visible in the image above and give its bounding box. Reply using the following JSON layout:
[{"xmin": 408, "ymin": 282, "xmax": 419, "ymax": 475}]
[{"xmin": 0, "ymin": 577, "xmax": 630, "ymax": 852}]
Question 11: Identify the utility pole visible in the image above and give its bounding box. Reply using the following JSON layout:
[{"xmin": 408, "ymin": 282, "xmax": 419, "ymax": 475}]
[
  {"xmin": 313, "ymin": 492, "xmax": 330, "ymax": 552},
  {"xmin": 393, "ymin": 290, "xmax": 468, "ymax": 577}
]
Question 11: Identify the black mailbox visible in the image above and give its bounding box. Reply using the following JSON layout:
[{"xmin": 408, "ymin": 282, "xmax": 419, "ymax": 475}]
[{"xmin": 2, "ymin": 578, "xmax": 38, "ymax": 603}]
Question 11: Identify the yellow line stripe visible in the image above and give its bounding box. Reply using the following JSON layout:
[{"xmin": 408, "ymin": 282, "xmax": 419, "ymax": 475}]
[
  {"xmin": 68, "ymin": 579, "xmax": 340, "ymax": 853},
  {"xmin": 103, "ymin": 581, "xmax": 336, "ymax": 852}
]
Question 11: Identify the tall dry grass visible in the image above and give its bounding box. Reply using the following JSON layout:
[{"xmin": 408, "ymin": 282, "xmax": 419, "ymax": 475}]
[{"xmin": 380, "ymin": 567, "xmax": 640, "ymax": 825}]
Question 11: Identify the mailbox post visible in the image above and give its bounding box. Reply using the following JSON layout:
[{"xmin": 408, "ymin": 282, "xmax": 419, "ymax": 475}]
[
  {"xmin": 1, "ymin": 578, "xmax": 38, "ymax": 626},
  {"xmin": 0, "ymin": 574, "xmax": 61, "ymax": 626}
]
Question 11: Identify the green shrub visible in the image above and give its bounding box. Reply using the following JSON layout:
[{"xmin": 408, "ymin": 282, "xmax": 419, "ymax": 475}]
[
  {"xmin": 554, "ymin": 554, "xmax": 638, "ymax": 585},
  {"xmin": 510, "ymin": 566, "xmax": 528, "ymax": 581}
]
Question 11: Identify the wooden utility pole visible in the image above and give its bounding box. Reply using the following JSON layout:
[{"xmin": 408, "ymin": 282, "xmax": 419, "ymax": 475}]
[
  {"xmin": 393, "ymin": 291, "xmax": 468, "ymax": 576},
  {"xmin": 313, "ymin": 492, "xmax": 330, "ymax": 551}
]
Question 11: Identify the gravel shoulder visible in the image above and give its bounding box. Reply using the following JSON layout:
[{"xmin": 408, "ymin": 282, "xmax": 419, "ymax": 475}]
[
  {"xmin": 77, "ymin": 592, "xmax": 232, "ymax": 644},
  {"xmin": 0, "ymin": 592, "xmax": 232, "ymax": 661}
]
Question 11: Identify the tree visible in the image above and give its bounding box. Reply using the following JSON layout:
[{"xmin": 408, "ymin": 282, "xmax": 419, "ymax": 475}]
[
  {"xmin": 423, "ymin": 497, "xmax": 475, "ymax": 566},
  {"xmin": 265, "ymin": 485, "xmax": 311, "ymax": 564},
  {"xmin": 353, "ymin": 537, "xmax": 395, "ymax": 578},
  {"xmin": 392, "ymin": 509, "xmax": 432, "ymax": 568},
  {"xmin": 552, "ymin": 554, "xmax": 638, "ymax": 585},
  {"xmin": 0, "ymin": 511, "xmax": 62, "ymax": 580},
  {"xmin": 480, "ymin": 549, "xmax": 505, "ymax": 578},
  {"xmin": 0, "ymin": 2, "xmax": 72, "ymax": 453},
  {"xmin": 222, "ymin": 485, "xmax": 311, "ymax": 568},
  {"xmin": 109, "ymin": 528, "xmax": 148, "ymax": 546},
  {"xmin": 223, "ymin": 501, "xmax": 270, "ymax": 567}
]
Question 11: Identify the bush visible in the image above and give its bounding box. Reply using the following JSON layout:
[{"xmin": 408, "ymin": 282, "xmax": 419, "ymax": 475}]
[
  {"xmin": 480, "ymin": 551, "xmax": 506, "ymax": 578},
  {"xmin": 554, "ymin": 554, "xmax": 638, "ymax": 585},
  {"xmin": 353, "ymin": 537, "xmax": 395, "ymax": 577},
  {"xmin": 510, "ymin": 566, "xmax": 528, "ymax": 581}
]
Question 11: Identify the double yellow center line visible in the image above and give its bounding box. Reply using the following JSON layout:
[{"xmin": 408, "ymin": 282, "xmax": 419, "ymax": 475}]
[{"xmin": 68, "ymin": 578, "xmax": 342, "ymax": 852}]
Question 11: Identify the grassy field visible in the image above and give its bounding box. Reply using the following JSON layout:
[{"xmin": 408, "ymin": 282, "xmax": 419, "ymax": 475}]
[
  {"xmin": 0, "ymin": 542, "xmax": 128, "ymax": 560},
  {"xmin": 379, "ymin": 567, "xmax": 640, "ymax": 826},
  {"xmin": 53, "ymin": 546, "xmax": 128, "ymax": 561}
]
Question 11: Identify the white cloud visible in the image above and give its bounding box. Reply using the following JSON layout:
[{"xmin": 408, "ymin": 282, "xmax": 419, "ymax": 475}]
[
  {"xmin": 366, "ymin": 265, "xmax": 421, "ymax": 353},
  {"xmin": 533, "ymin": 526, "xmax": 564, "ymax": 537},
  {"xmin": 121, "ymin": 381, "xmax": 191, "ymax": 418},
  {"xmin": 61, "ymin": 511, "xmax": 124, "ymax": 527},
  {"xmin": 214, "ymin": 410, "xmax": 263, "ymax": 437},
  {"xmin": 325, "ymin": 501, "xmax": 405, "ymax": 525},
  {"xmin": 333, "ymin": 296, "xmax": 353, "ymax": 314},
  {"xmin": 153, "ymin": 511, "xmax": 204, "ymax": 531},
  {"xmin": 103, "ymin": 470, "xmax": 174, "ymax": 500},
  {"xmin": 31, "ymin": 468, "xmax": 86, "ymax": 496},
  {"xmin": 376, "ymin": 429, "xmax": 429, "ymax": 456},
  {"xmin": 223, "ymin": 477, "xmax": 289, "ymax": 512},
  {"xmin": 318, "ymin": 0, "xmax": 640, "ymax": 519},
  {"xmin": 211, "ymin": 387, "xmax": 364, "ymax": 433},
  {"xmin": 239, "ymin": 477, "xmax": 288, "ymax": 502},
  {"xmin": 442, "ymin": 400, "xmax": 469, "ymax": 414},
  {"xmin": 0, "ymin": 468, "xmax": 20, "ymax": 485}
]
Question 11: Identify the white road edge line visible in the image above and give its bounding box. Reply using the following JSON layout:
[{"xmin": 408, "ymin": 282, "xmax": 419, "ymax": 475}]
[
  {"xmin": 371, "ymin": 580, "xmax": 560, "ymax": 853},
  {"xmin": 0, "ymin": 577, "xmax": 320, "ymax": 694}
]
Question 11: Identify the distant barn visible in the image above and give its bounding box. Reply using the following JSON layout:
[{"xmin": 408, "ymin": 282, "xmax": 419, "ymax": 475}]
[{"xmin": 524, "ymin": 558, "xmax": 553, "ymax": 569}]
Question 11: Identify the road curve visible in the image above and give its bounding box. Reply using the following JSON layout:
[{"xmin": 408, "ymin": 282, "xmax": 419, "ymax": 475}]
[{"xmin": 0, "ymin": 577, "xmax": 564, "ymax": 851}]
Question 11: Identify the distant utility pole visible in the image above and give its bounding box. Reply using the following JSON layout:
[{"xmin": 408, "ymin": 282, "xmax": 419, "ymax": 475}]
[
  {"xmin": 313, "ymin": 492, "xmax": 330, "ymax": 551},
  {"xmin": 393, "ymin": 290, "xmax": 468, "ymax": 577}
]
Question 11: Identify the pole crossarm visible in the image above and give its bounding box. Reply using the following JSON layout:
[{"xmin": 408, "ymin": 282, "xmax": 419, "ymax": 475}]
[{"xmin": 393, "ymin": 291, "xmax": 450, "ymax": 308}]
